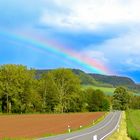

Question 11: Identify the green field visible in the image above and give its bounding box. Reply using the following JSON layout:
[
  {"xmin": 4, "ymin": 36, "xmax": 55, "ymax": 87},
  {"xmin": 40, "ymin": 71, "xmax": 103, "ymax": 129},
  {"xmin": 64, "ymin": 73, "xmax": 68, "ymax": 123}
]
[
  {"xmin": 83, "ymin": 85, "xmax": 116, "ymax": 95},
  {"xmin": 83, "ymin": 85, "xmax": 140, "ymax": 96},
  {"xmin": 126, "ymin": 110, "xmax": 140, "ymax": 140}
]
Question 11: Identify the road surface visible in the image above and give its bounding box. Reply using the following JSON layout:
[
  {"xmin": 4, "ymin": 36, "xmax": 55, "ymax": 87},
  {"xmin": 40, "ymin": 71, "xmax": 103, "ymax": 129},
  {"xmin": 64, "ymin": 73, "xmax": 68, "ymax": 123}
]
[{"xmin": 38, "ymin": 111, "xmax": 121, "ymax": 140}]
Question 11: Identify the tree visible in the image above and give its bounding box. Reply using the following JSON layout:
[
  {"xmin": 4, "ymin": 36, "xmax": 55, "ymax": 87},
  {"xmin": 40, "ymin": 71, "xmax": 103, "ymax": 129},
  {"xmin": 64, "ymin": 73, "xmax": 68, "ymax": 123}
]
[
  {"xmin": 0, "ymin": 64, "xmax": 25, "ymax": 113},
  {"xmin": 0, "ymin": 64, "xmax": 40, "ymax": 113},
  {"xmin": 67, "ymin": 91, "xmax": 85, "ymax": 112},
  {"xmin": 112, "ymin": 87, "xmax": 131, "ymax": 110},
  {"xmin": 38, "ymin": 72, "xmax": 60, "ymax": 112},
  {"xmin": 39, "ymin": 68, "xmax": 81, "ymax": 113},
  {"xmin": 85, "ymin": 88, "xmax": 110, "ymax": 111}
]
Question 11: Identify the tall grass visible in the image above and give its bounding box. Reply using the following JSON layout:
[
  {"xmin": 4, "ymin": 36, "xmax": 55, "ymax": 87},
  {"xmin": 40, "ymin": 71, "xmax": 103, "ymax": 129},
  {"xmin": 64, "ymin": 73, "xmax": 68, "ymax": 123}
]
[{"xmin": 126, "ymin": 110, "xmax": 140, "ymax": 140}]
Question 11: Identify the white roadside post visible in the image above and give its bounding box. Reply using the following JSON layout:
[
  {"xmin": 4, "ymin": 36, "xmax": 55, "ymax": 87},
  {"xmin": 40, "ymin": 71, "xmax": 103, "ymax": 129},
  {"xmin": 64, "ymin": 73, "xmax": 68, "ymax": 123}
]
[
  {"xmin": 117, "ymin": 124, "xmax": 120, "ymax": 132},
  {"xmin": 93, "ymin": 135, "xmax": 97, "ymax": 140},
  {"xmin": 68, "ymin": 125, "xmax": 71, "ymax": 133},
  {"xmin": 93, "ymin": 120, "xmax": 95, "ymax": 125}
]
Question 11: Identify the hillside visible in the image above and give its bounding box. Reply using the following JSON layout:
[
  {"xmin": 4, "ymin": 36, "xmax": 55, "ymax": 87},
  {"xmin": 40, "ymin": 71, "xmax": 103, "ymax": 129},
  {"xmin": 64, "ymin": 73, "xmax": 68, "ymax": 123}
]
[
  {"xmin": 89, "ymin": 73, "xmax": 140, "ymax": 92},
  {"xmin": 89, "ymin": 74, "xmax": 135, "ymax": 86},
  {"xmin": 36, "ymin": 69, "xmax": 140, "ymax": 92},
  {"xmin": 36, "ymin": 69, "xmax": 98, "ymax": 85},
  {"xmin": 71, "ymin": 69, "xmax": 98, "ymax": 85}
]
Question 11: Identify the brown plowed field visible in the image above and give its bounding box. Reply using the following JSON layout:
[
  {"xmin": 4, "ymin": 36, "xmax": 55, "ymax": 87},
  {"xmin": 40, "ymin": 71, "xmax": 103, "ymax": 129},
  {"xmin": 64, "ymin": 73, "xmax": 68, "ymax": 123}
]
[{"xmin": 0, "ymin": 112, "xmax": 104, "ymax": 139}]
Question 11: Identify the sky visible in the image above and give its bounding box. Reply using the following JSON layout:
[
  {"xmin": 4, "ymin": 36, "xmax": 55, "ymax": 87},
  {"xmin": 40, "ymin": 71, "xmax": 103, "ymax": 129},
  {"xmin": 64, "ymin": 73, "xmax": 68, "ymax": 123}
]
[{"xmin": 0, "ymin": 0, "xmax": 140, "ymax": 82}]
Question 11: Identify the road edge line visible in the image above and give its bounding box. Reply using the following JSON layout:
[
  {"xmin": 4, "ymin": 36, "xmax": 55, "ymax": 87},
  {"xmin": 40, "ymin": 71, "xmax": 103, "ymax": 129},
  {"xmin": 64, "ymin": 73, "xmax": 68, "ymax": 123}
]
[
  {"xmin": 66, "ymin": 112, "xmax": 116, "ymax": 140},
  {"xmin": 100, "ymin": 111, "xmax": 122, "ymax": 140}
]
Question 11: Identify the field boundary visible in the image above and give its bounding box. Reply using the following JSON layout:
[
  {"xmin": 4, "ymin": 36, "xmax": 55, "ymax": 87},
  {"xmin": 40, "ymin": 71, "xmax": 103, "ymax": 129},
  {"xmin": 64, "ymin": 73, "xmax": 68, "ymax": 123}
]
[{"xmin": 37, "ymin": 112, "xmax": 108, "ymax": 140}]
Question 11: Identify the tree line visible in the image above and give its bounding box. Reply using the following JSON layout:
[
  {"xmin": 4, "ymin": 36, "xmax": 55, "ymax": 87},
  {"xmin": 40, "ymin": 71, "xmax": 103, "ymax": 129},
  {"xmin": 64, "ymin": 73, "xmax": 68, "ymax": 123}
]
[
  {"xmin": 0, "ymin": 64, "xmax": 111, "ymax": 113},
  {"xmin": 0, "ymin": 64, "xmax": 139, "ymax": 114}
]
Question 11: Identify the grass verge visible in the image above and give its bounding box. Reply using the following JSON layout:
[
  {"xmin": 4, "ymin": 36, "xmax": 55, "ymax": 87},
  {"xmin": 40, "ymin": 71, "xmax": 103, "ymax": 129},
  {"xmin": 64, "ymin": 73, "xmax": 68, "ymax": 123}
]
[
  {"xmin": 126, "ymin": 110, "xmax": 140, "ymax": 140},
  {"xmin": 108, "ymin": 111, "xmax": 130, "ymax": 140}
]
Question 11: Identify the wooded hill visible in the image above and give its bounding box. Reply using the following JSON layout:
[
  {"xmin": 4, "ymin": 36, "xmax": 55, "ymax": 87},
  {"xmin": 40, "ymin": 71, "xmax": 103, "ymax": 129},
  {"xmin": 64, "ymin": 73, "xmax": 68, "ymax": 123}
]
[{"xmin": 36, "ymin": 69, "xmax": 140, "ymax": 92}]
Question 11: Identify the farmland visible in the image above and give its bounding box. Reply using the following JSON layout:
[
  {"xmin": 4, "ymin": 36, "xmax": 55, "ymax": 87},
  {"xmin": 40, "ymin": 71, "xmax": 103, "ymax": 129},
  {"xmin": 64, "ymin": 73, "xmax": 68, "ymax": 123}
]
[
  {"xmin": 0, "ymin": 112, "xmax": 104, "ymax": 139},
  {"xmin": 126, "ymin": 110, "xmax": 140, "ymax": 140}
]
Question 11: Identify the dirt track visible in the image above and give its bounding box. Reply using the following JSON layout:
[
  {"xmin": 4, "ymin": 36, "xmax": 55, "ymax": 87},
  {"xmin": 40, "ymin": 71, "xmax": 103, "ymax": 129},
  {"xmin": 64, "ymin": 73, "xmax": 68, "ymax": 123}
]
[{"xmin": 0, "ymin": 112, "xmax": 104, "ymax": 139}]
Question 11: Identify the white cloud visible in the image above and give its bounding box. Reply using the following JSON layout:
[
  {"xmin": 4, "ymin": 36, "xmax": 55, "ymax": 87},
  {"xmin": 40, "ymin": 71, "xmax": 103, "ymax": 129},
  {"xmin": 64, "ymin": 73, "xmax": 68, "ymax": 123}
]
[
  {"xmin": 126, "ymin": 58, "xmax": 140, "ymax": 70},
  {"xmin": 40, "ymin": 0, "xmax": 140, "ymax": 30},
  {"xmin": 83, "ymin": 27, "xmax": 140, "ymax": 72},
  {"xmin": 39, "ymin": 0, "xmax": 140, "ymax": 73}
]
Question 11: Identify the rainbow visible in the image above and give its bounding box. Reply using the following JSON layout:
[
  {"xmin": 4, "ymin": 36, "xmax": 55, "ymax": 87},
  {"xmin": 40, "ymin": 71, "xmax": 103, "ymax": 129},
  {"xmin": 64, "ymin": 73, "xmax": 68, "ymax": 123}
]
[{"xmin": 0, "ymin": 31, "xmax": 111, "ymax": 74}]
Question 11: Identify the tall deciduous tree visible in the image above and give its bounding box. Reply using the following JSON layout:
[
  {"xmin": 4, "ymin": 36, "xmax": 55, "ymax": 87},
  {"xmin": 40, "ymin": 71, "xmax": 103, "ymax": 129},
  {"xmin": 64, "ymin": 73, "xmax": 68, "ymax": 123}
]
[
  {"xmin": 39, "ymin": 69, "xmax": 81, "ymax": 113},
  {"xmin": 113, "ymin": 87, "xmax": 130, "ymax": 110},
  {"xmin": 0, "ymin": 64, "xmax": 39, "ymax": 113}
]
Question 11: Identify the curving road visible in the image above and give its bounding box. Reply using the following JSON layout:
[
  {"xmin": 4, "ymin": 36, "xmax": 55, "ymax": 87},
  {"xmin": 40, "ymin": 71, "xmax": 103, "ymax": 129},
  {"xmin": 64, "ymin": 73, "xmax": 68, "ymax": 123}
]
[{"xmin": 38, "ymin": 111, "xmax": 121, "ymax": 140}]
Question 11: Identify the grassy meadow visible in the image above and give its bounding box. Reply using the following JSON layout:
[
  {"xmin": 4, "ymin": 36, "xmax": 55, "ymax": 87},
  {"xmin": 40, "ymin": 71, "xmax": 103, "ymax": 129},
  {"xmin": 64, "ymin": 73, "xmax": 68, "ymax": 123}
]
[
  {"xmin": 83, "ymin": 85, "xmax": 140, "ymax": 96},
  {"xmin": 83, "ymin": 85, "xmax": 116, "ymax": 95},
  {"xmin": 126, "ymin": 110, "xmax": 140, "ymax": 140}
]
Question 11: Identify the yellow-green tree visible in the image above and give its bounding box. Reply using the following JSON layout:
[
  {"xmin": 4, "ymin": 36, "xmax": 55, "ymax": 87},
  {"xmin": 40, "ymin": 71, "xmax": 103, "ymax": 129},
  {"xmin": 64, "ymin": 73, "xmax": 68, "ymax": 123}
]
[
  {"xmin": 39, "ymin": 68, "xmax": 81, "ymax": 113},
  {"xmin": 0, "ymin": 64, "xmax": 40, "ymax": 113},
  {"xmin": 113, "ymin": 87, "xmax": 131, "ymax": 110}
]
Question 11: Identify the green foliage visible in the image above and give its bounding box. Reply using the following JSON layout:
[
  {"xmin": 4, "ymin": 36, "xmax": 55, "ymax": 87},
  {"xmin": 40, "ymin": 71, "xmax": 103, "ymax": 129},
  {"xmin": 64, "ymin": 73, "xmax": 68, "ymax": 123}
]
[
  {"xmin": 112, "ymin": 87, "xmax": 131, "ymax": 110},
  {"xmin": 90, "ymin": 74, "xmax": 135, "ymax": 87},
  {"xmin": 84, "ymin": 88, "xmax": 110, "ymax": 111},
  {"xmin": 126, "ymin": 110, "xmax": 140, "ymax": 140},
  {"xmin": 0, "ymin": 65, "xmax": 111, "ymax": 114},
  {"xmin": 36, "ymin": 69, "xmax": 140, "ymax": 93},
  {"xmin": 0, "ymin": 64, "xmax": 42, "ymax": 113},
  {"xmin": 0, "ymin": 100, "xmax": 2, "ymax": 112},
  {"xmin": 83, "ymin": 85, "xmax": 116, "ymax": 96},
  {"xmin": 130, "ymin": 96, "xmax": 140, "ymax": 109},
  {"xmin": 37, "ymin": 68, "xmax": 82, "ymax": 113},
  {"xmin": 71, "ymin": 69, "xmax": 97, "ymax": 85}
]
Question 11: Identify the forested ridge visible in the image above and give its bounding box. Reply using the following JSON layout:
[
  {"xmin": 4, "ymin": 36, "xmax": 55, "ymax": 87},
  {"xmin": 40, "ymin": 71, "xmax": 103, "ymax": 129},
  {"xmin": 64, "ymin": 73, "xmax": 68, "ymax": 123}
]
[
  {"xmin": 0, "ymin": 64, "xmax": 140, "ymax": 114},
  {"xmin": 37, "ymin": 69, "xmax": 140, "ymax": 92}
]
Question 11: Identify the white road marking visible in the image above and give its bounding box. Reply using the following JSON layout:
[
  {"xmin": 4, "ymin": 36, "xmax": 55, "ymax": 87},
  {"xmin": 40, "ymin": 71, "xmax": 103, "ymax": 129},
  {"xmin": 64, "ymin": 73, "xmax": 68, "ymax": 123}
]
[
  {"xmin": 93, "ymin": 135, "xmax": 97, "ymax": 140},
  {"xmin": 65, "ymin": 112, "xmax": 116, "ymax": 140},
  {"xmin": 100, "ymin": 112, "xmax": 122, "ymax": 140}
]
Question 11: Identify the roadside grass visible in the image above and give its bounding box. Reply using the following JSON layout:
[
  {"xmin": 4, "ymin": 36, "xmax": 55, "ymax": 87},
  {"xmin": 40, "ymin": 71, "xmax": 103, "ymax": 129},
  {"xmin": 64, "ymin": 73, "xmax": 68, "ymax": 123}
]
[
  {"xmin": 108, "ymin": 111, "xmax": 130, "ymax": 140},
  {"xmin": 126, "ymin": 110, "xmax": 140, "ymax": 140}
]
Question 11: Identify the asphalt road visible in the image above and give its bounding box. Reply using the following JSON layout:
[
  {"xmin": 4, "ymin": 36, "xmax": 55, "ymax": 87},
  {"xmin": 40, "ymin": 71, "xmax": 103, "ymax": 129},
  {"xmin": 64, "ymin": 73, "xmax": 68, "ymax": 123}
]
[{"xmin": 38, "ymin": 111, "xmax": 122, "ymax": 140}]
